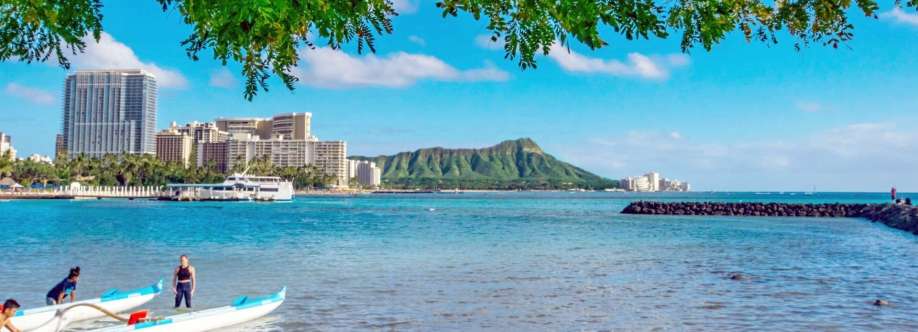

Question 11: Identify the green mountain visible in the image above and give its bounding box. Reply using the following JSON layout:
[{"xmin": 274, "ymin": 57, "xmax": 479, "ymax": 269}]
[{"xmin": 350, "ymin": 138, "xmax": 617, "ymax": 190}]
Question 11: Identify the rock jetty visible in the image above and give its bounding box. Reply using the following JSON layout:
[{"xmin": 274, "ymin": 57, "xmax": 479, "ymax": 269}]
[{"xmin": 621, "ymin": 201, "xmax": 918, "ymax": 234}]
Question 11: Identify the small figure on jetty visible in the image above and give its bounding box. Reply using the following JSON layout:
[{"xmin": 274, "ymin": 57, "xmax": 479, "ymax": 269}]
[
  {"xmin": 46, "ymin": 266, "xmax": 79, "ymax": 305},
  {"xmin": 891, "ymin": 187, "xmax": 897, "ymax": 202},
  {"xmin": 172, "ymin": 255, "xmax": 197, "ymax": 309},
  {"xmin": 0, "ymin": 299, "xmax": 21, "ymax": 332}
]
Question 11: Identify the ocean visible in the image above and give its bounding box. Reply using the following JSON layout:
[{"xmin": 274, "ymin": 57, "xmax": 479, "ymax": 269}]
[{"xmin": 0, "ymin": 192, "xmax": 916, "ymax": 331}]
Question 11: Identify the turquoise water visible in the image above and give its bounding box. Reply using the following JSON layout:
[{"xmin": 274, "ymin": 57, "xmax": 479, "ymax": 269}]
[{"xmin": 1, "ymin": 192, "xmax": 917, "ymax": 331}]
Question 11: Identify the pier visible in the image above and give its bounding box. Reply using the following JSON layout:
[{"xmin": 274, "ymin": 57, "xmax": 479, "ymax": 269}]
[{"xmin": 622, "ymin": 201, "xmax": 918, "ymax": 234}]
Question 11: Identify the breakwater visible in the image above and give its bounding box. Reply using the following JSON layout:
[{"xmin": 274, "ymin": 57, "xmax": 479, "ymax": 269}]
[{"xmin": 622, "ymin": 201, "xmax": 918, "ymax": 234}]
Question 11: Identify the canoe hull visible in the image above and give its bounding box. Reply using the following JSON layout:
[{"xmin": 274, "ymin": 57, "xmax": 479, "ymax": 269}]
[
  {"xmin": 6, "ymin": 280, "xmax": 162, "ymax": 332},
  {"xmin": 92, "ymin": 287, "xmax": 286, "ymax": 332}
]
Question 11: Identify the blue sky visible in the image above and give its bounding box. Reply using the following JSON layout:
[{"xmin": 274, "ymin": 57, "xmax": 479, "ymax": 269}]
[{"xmin": 2, "ymin": 1, "xmax": 918, "ymax": 191}]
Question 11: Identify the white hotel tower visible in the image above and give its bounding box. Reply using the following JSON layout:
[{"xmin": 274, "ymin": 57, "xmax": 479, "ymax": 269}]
[{"xmin": 60, "ymin": 69, "xmax": 157, "ymax": 158}]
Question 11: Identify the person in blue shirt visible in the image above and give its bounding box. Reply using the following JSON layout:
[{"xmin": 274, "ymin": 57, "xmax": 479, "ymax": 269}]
[{"xmin": 46, "ymin": 267, "xmax": 80, "ymax": 305}]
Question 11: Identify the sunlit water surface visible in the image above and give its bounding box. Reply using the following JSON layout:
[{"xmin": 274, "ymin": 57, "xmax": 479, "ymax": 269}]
[{"xmin": 0, "ymin": 192, "xmax": 916, "ymax": 331}]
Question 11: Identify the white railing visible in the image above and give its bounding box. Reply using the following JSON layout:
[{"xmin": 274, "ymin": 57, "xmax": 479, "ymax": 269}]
[{"xmin": 58, "ymin": 185, "xmax": 166, "ymax": 198}]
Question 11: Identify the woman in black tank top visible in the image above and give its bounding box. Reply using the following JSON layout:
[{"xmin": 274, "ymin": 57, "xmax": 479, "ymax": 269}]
[{"xmin": 172, "ymin": 255, "xmax": 196, "ymax": 308}]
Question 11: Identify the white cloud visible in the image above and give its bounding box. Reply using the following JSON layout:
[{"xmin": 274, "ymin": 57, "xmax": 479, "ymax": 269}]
[
  {"xmin": 795, "ymin": 101, "xmax": 824, "ymax": 113},
  {"xmin": 408, "ymin": 35, "xmax": 426, "ymax": 47},
  {"xmin": 4, "ymin": 83, "xmax": 55, "ymax": 106},
  {"xmin": 882, "ymin": 7, "xmax": 918, "ymax": 27},
  {"xmin": 66, "ymin": 32, "xmax": 188, "ymax": 89},
  {"xmin": 209, "ymin": 68, "xmax": 236, "ymax": 88},
  {"xmin": 561, "ymin": 123, "xmax": 918, "ymax": 191},
  {"xmin": 392, "ymin": 0, "xmax": 419, "ymax": 13},
  {"xmin": 293, "ymin": 47, "xmax": 509, "ymax": 88},
  {"xmin": 475, "ymin": 34, "xmax": 504, "ymax": 50},
  {"xmin": 548, "ymin": 43, "xmax": 689, "ymax": 80}
]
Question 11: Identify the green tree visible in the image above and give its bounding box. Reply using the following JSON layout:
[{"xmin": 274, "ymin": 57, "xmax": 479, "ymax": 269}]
[
  {"xmin": 0, "ymin": 150, "xmax": 13, "ymax": 178},
  {"xmin": 2, "ymin": 0, "xmax": 912, "ymax": 100}
]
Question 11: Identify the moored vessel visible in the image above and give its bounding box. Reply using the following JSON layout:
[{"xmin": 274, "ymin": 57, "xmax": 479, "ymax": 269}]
[{"xmin": 165, "ymin": 173, "xmax": 293, "ymax": 201}]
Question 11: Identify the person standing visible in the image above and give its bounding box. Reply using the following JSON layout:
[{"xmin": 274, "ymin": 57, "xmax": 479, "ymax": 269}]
[
  {"xmin": 46, "ymin": 267, "xmax": 80, "ymax": 305},
  {"xmin": 172, "ymin": 255, "xmax": 196, "ymax": 309},
  {"xmin": 892, "ymin": 187, "xmax": 897, "ymax": 203},
  {"xmin": 0, "ymin": 299, "xmax": 21, "ymax": 332}
]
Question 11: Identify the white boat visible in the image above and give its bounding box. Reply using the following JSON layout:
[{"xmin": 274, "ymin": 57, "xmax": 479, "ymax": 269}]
[
  {"xmin": 89, "ymin": 287, "xmax": 286, "ymax": 332},
  {"xmin": 6, "ymin": 280, "xmax": 162, "ymax": 332},
  {"xmin": 165, "ymin": 173, "xmax": 294, "ymax": 201}
]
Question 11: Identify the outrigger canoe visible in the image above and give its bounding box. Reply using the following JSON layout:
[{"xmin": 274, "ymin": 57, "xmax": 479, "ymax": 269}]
[
  {"xmin": 89, "ymin": 287, "xmax": 286, "ymax": 332},
  {"xmin": 6, "ymin": 280, "xmax": 163, "ymax": 332}
]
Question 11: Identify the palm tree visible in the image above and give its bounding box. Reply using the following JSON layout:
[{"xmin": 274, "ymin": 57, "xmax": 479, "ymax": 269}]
[{"xmin": 0, "ymin": 150, "xmax": 13, "ymax": 178}]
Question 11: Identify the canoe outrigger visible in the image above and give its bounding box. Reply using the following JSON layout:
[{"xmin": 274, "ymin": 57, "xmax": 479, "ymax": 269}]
[
  {"xmin": 89, "ymin": 287, "xmax": 286, "ymax": 332},
  {"xmin": 6, "ymin": 280, "xmax": 163, "ymax": 332}
]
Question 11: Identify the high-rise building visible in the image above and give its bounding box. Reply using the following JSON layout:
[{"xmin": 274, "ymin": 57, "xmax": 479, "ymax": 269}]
[
  {"xmin": 312, "ymin": 141, "xmax": 347, "ymax": 187},
  {"xmin": 216, "ymin": 113, "xmax": 312, "ymax": 140},
  {"xmin": 646, "ymin": 172, "xmax": 661, "ymax": 192},
  {"xmin": 224, "ymin": 138, "xmax": 314, "ymax": 171},
  {"xmin": 197, "ymin": 141, "xmax": 229, "ymax": 173},
  {"xmin": 170, "ymin": 121, "xmax": 228, "ymax": 161},
  {"xmin": 356, "ymin": 160, "xmax": 382, "ymax": 188},
  {"xmin": 177, "ymin": 121, "xmax": 228, "ymax": 145},
  {"xmin": 54, "ymin": 134, "xmax": 66, "ymax": 159},
  {"xmin": 215, "ymin": 118, "xmax": 271, "ymax": 139},
  {"xmin": 347, "ymin": 159, "xmax": 360, "ymax": 180},
  {"xmin": 271, "ymin": 113, "xmax": 312, "ymax": 140},
  {"xmin": 155, "ymin": 125, "xmax": 194, "ymax": 166},
  {"xmin": 0, "ymin": 132, "xmax": 15, "ymax": 160},
  {"xmin": 61, "ymin": 69, "xmax": 157, "ymax": 158}
]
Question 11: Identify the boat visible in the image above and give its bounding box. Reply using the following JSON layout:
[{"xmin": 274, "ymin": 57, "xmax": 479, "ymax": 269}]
[
  {"xmin": 89, "ymin": 287, "xmax": 286, "ymax": 332},
  {"xmin": 7, "ymin": 280, "xmax": 162, "ymax": 332},
  {"xmin": 164, "ymin": 173, "xmax": 294, "ymax": 201}
]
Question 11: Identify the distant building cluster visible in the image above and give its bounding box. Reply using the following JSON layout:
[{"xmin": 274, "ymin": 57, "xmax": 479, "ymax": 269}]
[
  {"xmin": 158, "ymin": 113, "xmax": 349, "ymax": 187},
  {"xmin": 347, "ymin": 159, "xmax": 382, "ymax": 188},
  {"xmin": 2, "ymin": 132, "xmax": 54, "ymax": 164},
  {"xmin": 44, "ymin": 69, "xmax": 353, "ymax": 188},
  {"xmin": 620, "ymin": 172, "xmax": 690, "ymax": 192},
  {"xmin": 0, "ymin": 132, "xmax": 15, "ymax": 160}
]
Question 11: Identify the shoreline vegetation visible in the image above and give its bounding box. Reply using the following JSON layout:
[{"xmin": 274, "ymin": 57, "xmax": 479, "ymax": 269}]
[{"xmin": 0, "ymin": 152, "xmax": 336, "ymax": 190}]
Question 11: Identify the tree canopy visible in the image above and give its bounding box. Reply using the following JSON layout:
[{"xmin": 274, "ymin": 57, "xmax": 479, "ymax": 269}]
[
  {"xmin": 1, "ymin": 153, "xmax": 335, "ymax": 189},
  {"xmin": 2, "ymin": 0, "xmax": 914, "ymax": 100}
]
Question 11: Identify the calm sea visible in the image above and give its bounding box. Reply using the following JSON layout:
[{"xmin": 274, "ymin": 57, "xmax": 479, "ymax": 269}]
[{"xmin": 1, "ymin": 192, "xmax": 916, "ymax": 331}]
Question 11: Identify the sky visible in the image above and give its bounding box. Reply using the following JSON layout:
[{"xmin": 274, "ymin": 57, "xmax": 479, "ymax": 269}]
[{"xmin": 1, "ymin": 1, "xmax": 917, "ymax": 191}]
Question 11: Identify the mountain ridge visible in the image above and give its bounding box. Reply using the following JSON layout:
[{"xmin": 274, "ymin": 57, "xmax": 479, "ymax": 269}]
[{"xmin": 350, "ymin": 138, "xmax": 617, "ymax": 189}]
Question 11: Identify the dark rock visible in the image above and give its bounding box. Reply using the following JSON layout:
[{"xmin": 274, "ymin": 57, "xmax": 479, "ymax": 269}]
[{"xmin": 620, "ymin": 201, "xmax": 918, "ymax": 235}]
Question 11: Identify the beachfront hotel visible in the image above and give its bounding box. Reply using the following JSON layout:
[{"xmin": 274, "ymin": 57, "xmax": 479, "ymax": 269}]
[
  {"xmin": 155, "ymin": 124, "xmax": 194, "ymax": 166},
  {"xmin": 191, "ymin": 112, "xmax": 350, "ymax": 187},
  {"xmin": 311, "ymin": 141, "xmax": 348, "ymax": 187},
  {"xmin": 60, "ymin": 69, "xmax": 157, "ymax": 158},
  {"xmin": 0, "ymin": 132, "xmax": 15, "ymax": 160},
  {"xmin": 216, "ymin": 113, "xmax": 313, "ymax": 140},
  {"xmin": 347, "ymin": 159, "xmax": 383, "ymax": 188},
  {"xmin": 355, "ymin": 160, "xmax": 382, "ymax": 188},
  {"xmin": 620, "ymin": 172, "xmax": 690, "ymax": 192}
]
